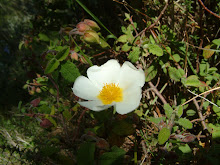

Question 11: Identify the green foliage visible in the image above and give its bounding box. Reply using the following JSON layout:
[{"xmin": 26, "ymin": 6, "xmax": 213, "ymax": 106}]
[
  {"xmin": 1, "ymin": 0, "xmax": 220, "ymax": 164},
  {"xmin": 99, "ymin": 146, "xmax": 126, "ymax": 165},
  {"xmin": 60, "ymin": 61, "xmax": 80, "ymax": 82},
  {"xmin": 158, "ymin": 127, "xmax": 171, "ymax": 145},
  {"xmin": 77, "ymin": 142, "xmax": 96, "ymax": 165}
]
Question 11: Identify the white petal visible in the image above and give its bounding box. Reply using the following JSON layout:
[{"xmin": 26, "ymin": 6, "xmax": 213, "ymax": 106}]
[
  {"xmin": 115, "ymin": 87, "xmax": 142, "ymax": 115},
  {"xmin": 87, "ymin": 59, "xmax": 121, "ymax": 88},
  {"xmin": 79, "ymin": 100, "xmax": 112, "ymax": 111},
  {"xmin": 118, "ymin": 61, "xmax": 145, "ymax": 89},
  {"xmin": 72, "ymin": 76, "xmax": 100, "ymax": 100}
]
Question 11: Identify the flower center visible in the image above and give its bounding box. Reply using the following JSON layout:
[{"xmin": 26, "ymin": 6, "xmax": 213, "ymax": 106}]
[{"xmin": 97, "ymin": 83, "xmax": 123, "ymax": 105}]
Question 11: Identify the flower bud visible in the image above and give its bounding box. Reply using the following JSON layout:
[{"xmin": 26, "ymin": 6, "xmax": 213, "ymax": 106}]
[
  {"xmin": 84, "ymin": 19, "xmax": 100, "ymax": 31},
  {"xmin": 70, "ymin": 50, "xmax": 78, "ymax": 61},
  {"xmin": 83, "ymin": 30, "xmax": 100, "ymax": 44},
  {"xmin": 76, "ymin": 22, "xmax": 91, "ymax": 32},
  {"xmin": 36, "ymin": 87, "xmax": 42, "ymax": 93}
]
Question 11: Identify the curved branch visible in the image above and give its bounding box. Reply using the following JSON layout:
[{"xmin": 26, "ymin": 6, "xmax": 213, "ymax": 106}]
[{"xmin": 198, "ymin": 0, "xmax": 220, "ymax": 19}]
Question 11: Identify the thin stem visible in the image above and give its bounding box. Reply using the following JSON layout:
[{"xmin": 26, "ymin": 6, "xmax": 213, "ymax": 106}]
[
  {"xmin": 193, "ymin": 99, "xmax": 207, "ymax": 130},
  {"xmin": 198, "ymin": 0, "xmax": 220, "ymax": 19},
  {"xmin": 148, "ymin": 82, "xmax": 167, "ymax": 105}
]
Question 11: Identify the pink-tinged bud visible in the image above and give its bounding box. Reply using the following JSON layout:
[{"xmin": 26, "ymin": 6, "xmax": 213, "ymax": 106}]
[
  {"xmin": 84, "ymin": 19, "xmax": 100, "ymax": 31},
  {"xmin": 83, "ymin": 30, "xmax": 100, "ymax": 44},
  {"xmin": 76, "ymin": 22, "xmax": 91, "ymax": 32},
  {"xmin": 36, "ymin": 87, "xmax": 41, "ymax": 93},
  {"xmin": 70, "ymin": 50, "xmax": 78, "ymax": 61},
  {"xmin": 40, "ymin": 118, "xmax": 53, "ymax": 128}
]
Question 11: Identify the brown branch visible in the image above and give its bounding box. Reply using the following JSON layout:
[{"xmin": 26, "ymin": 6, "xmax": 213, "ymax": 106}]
[
  {"xmin": 148, "ymin": 82, "xmax": 167, "ymax": 105},
  {"xmin": 193, "ymin": 99, "xmax": 207, "ymax": 130},
  {"xmin": 198, "ymin": 0, "xmax": 220, "ymax": 19},
  {"xmin": 146, "ymin": 1, "xmax": 169, "ymax": 30}
]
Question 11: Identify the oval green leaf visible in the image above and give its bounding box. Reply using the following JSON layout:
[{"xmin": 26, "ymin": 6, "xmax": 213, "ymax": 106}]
[
  {"xmin": 60, "ymin": 61, "xmax": 80, "ymax": 82},
  {"xmin": 178, "ymin": 118, "xmax": 193, "ymax": 129},
  {"xmin": 55, "ymin": 46, "xmax": 70, "ymax": 61},
  {"xmin": 158, "ymin": 127, "xmax": 170, "ymax": 145},
  {"xmin": 44, "ymin": 58, "xmax": 60, "ymax": 74}
]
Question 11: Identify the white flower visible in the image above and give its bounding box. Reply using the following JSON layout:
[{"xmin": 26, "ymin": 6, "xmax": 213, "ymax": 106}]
[{"xmin": 72, "ymin": 59, "xmax": 145, "ymax": 115}]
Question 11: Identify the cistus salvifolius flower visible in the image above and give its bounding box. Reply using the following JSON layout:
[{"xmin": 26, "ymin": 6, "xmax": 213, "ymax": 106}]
[{"xmin": 72, "ymin": 59, "xmax": 145, "ymax": 115}]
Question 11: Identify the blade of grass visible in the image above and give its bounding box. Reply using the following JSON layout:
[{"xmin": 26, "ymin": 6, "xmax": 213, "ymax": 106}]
[{"xmin": 75, "ymin": 0, "xmax": 116, "ymax": 39}]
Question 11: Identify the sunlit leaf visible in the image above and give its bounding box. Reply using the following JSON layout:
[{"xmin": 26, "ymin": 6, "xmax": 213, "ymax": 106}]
[
  {"xmin": 186, "ymin": 109, "xmax": 196, "ymax": 116},
  {"xmin": 117, "ymin": 35, "xmax": 127, "ymax": 43},
  {"xmin": 184, "ymin": 75, "xmax": 201, "ymax": 87},
  {"xmin": 158, "ymin": 127, "xmax": 170, "ymax": 145},
  {"xmin": 212, "ymin": 39, "xmax": 220, "ymax": 46},
  {"xmin": 178, "ymin": 118, "xmax": 193, "ymax": 129},
  {"xmin": 203, "ymin": 45, "xmax": 215, "ymax": 59},
  {"xmin": 164, "ymin": 104, "xmax": 173, "ymax": 119},
  {"xmin": 128, "ymin": 47, "xmax": 140, "ymax": 63},
  {"xmin": 148, "ymin": 44, "xmax": 163, "ymax": 56}
]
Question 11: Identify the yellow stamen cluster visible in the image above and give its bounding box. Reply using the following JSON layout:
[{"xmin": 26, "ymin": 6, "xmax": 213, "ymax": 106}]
[{"xmin": 97, "ymin": 83, "xmax": 123, "ymax": 105}]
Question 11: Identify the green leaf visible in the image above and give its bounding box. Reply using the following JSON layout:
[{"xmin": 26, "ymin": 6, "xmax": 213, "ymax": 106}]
[
  {"xmin": 63, "ymin": 110, "xmax": 72, "ymax": 121},
  {"xmin": 148, "ymin": 44, "xmax": 163, "ymax": 56},
  {"xmin": 44, "ymin": 58, "xmax": 60, "ymax": 74},
  {"xmin": 212, "ymin": 39, "xmax": 220, "ymax": 46},
  {"xmin": 158, "ymin": 127, "xmax": 170, "ymax": 145},
  {"xmin": 145, "ymin": 64, "xmax": 158, "ymax": 82},
  {"xmin": 184, "ymin": 75, "xmax": 201, "ymax": 87},
  {"xmin": 99, "ymin": 38, "xmax": 110, "ymax": 49},
  {"xmin": 164, "ymin": 104, "xmax": 173, "ymax": 119},
  {"xmin": 199, "ymin": 59, "xmax": 209, "ymax": 76},
  {"xmin": 208, "ymin": 124, "xmax": 220, "ymax": 140},
  {"xmin": 77, "ymin": 142, "xmax": 95, "ymax": 165},
  {"xmin": 168, "ymin": 67, "xmax": 184, "ymax": 82},
  {"xmin": 128, "ymin": 47, "xmax": 140, "ymax": 63},
  {"xmin": 99, "ymin": 146, "xmax": 126, "ymax": 165},
  {"xmin": 112, "ymin": 120, "xmax": 135, "ymax": 136},
  {"xmin": 55, "ymin": 47, "xmax": 70, "ymax": 61},
  {"xmin": 38, "ymin": 33, "xmax": 50, "ymax": 42},
  {"xmin": 117, "ymin": 35, "xmax": 127, "ymax": 43},
  {"xmin": 178, "ymin": 144, "xmax": 192, "ymax": 154},
  {"xmin": 60, "ymin": 61, "xmax": 80, "ymax": 82},
  {"xmin": 149, "ymin": 117, "xmax": 165, "ymax": 124},
  {"xmin": 186, "ymin": 109, "xmax": 196, "ymax": 116},
  {"xmin": 203, "ymin": 45, "xmax": 215, "ymax": 59},
  {"xmin": 177, "ymin": 106, "xmax": 183, "ymax": 118},
  {"xmin": 178, "ymin": 118, "xmax": 193, "ymax": 129},
  {"xmin": 121, "ymin": 43, "xmax": 131, "ymax": 52},
  {"xmin": 169, "ymin": 54, "xmax": 181, "ymax": 62},
  {"xmin": 213, "ymin": 100, "xmax": 220, "ymax": 116},
  {"xmin": 50, "ymin": 105, "xmax": 55, "ymax": 115}
]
